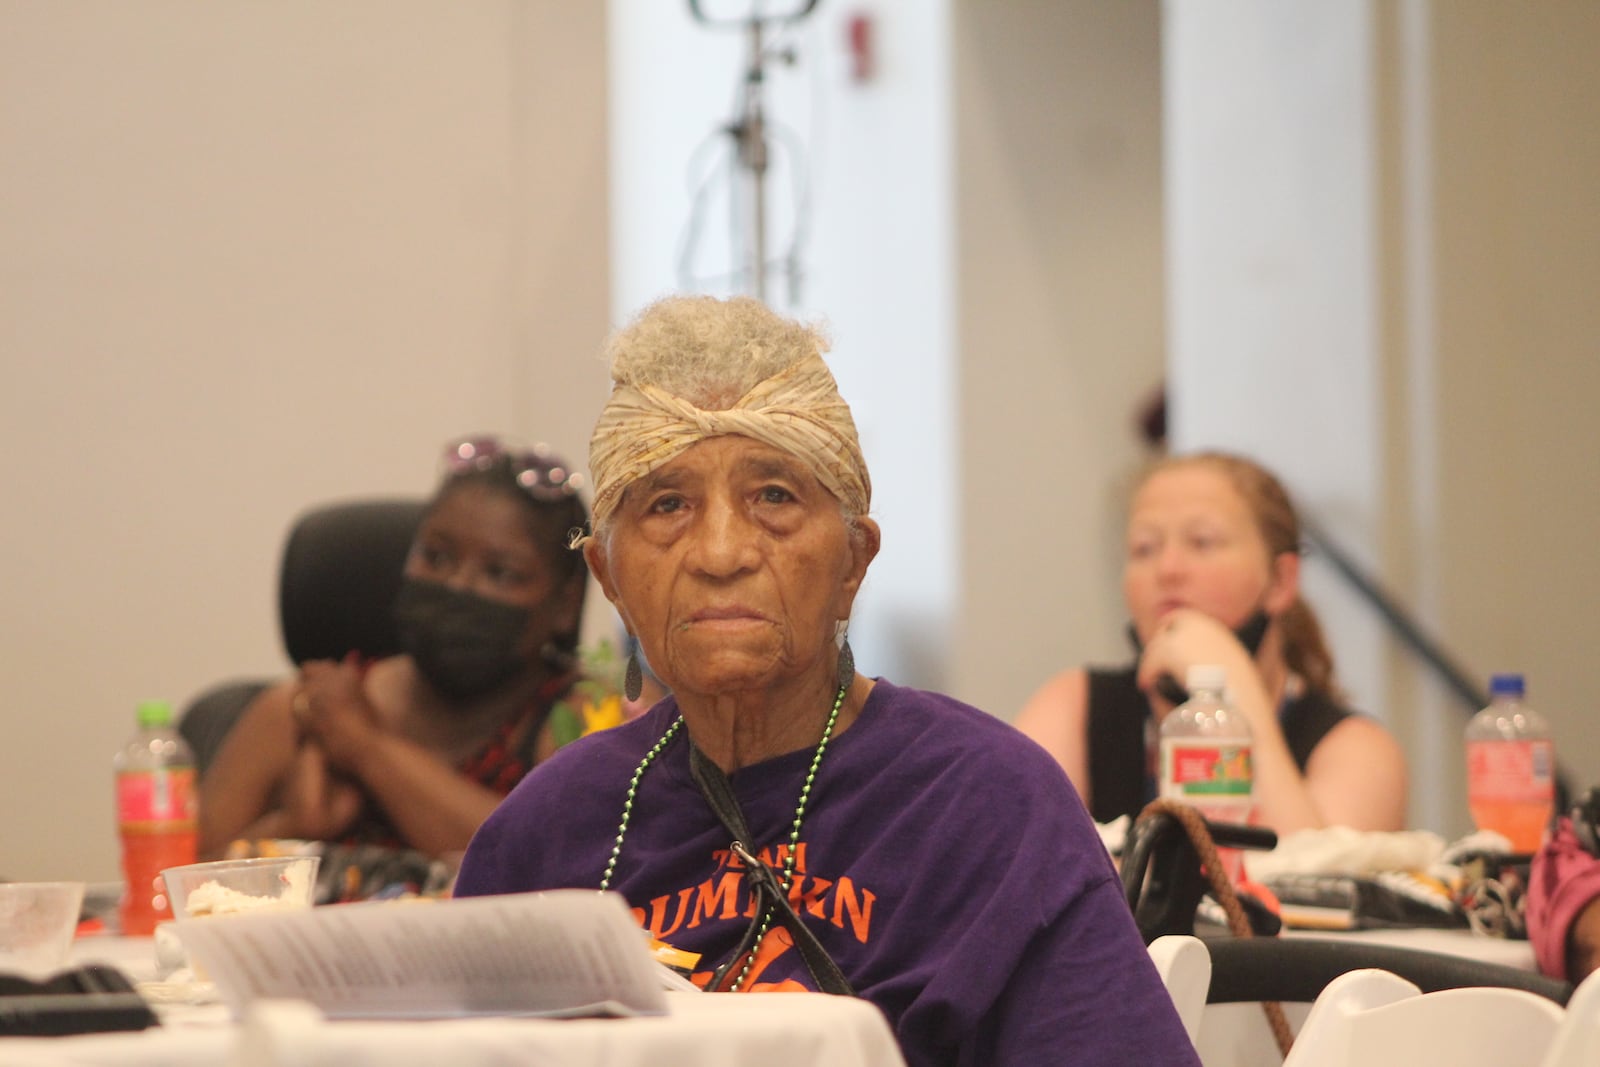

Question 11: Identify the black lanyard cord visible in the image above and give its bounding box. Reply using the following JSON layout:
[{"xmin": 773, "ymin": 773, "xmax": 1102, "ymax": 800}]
[{"xmin": 688, "ymin": 743, "xmax": 856, "ymax": 997}]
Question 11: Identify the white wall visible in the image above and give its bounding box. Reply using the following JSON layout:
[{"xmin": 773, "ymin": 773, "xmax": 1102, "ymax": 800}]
[
  {"xmin": 1162, "ymin": 4, "xmax": 1385, "ymax": 721},
  {"xmin": 0, "ymin": 1, "xmax": 611, "ymax": 881},
  {"xmin": 950, "ymin": 2, "xmax": 1168, "ymax": 716}
]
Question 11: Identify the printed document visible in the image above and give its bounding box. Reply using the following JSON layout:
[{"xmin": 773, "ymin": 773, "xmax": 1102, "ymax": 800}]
[{"xmin": 175, "ymin": 890, "xmax": 669, "ymax": 1020}]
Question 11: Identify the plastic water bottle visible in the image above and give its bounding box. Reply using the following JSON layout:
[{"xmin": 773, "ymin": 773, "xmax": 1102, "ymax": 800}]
[
  {"xmin": 1465, "ymin": 673, "xmax": 1554, "ymax": 853},
  {"xmin": 113, "ymin": 699, "xmax": 197, "ymax": 935},
  {"xmin": 1159, "ymin": 665, "xmax": 1255, "ymax": 881}
]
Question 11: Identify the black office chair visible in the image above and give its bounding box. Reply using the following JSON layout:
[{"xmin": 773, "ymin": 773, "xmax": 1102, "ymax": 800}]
[{"xmin": 179, "ymin": 498, "xmax": 427, "ymax": 776}]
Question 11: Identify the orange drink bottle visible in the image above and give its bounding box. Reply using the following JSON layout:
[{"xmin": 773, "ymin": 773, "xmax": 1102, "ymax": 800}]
[
  {"xmin": 113, "ymin": 700, "xmax": 198, "ymax": 935},
  {"xmin": 1465, "ymin": 673, "xmax": 1555, "ymax": 854}
]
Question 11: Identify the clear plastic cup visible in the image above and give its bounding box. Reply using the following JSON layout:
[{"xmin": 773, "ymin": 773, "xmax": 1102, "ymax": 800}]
[
  {"xmin": 160, "ymin": 856, "xmax": 319, "ymax": 982},
  {"xmin": 0, "ymin": 881, "xmax": 86, "ymax": 978},
  {"xmin": 161, "ymin": 856, "xmax": 320, "ymax": 920}
]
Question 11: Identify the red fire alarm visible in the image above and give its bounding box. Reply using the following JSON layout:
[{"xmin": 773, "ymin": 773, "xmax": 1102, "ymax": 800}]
[{"xmin": 846, "ymin": 11, "xmax": 875, "ymax": 84}]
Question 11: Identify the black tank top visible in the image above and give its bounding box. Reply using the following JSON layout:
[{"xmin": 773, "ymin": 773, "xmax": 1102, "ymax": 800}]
[{"xmin": 1084, "ymin": 667, "xmax": 1355, "ymax": 825}]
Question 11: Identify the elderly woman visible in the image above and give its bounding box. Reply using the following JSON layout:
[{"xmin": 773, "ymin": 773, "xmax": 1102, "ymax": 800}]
[{"xmin": 455, "ymin": 296, "xmax": 1197, "ymax": 1066}]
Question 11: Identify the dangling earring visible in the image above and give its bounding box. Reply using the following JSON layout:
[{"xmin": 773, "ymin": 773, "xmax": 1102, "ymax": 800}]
[
  {"xmin": 624, "ymin": 643, "xmax": 643, "ymax": 702},
  {"xmin": 836, "ymin": 622, "xmax": 855, "ymax": 689}
]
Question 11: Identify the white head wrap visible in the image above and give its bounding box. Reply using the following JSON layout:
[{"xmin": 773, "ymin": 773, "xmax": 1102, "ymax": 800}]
[{"xmin": 588, "ymin": 351, "xmax": 870, "ymax": 536}]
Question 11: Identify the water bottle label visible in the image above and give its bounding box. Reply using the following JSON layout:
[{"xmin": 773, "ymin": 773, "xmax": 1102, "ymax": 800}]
[
  {"xmin": 116, "ymin": 767, "xmax": 197, "ymax": 828},
  {"xmin": 1466, "ymin": 739, "xmax": 1555, "ymax": 802},
  {"xmin": 1161, "ymin": 742, "xmax": 1253, "ymax": 797}
]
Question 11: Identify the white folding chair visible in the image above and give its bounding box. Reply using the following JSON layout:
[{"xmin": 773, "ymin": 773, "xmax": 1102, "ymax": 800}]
[
  {"xmin": 1281, "ymin": 967, "xmax": 1563, "ymax": 1067},
  {"xmin": 1539, "ymin": 967, "xmax": 1600, "ymax": 1067},
  {"xmin": 1147, "ymin": 934, "xmax": 1212, "ymax": 1047}
]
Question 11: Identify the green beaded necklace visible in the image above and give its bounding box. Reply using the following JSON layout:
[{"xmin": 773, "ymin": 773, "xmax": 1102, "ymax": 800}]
[{"xmin": 599, "ymin": 680, "xmax": 850, "ymax": 991}]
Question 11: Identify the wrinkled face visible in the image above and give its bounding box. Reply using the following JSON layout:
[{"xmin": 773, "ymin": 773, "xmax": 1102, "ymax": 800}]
[
  {"xmin": 586, "ymin": 435, "xmax": 877, "ymax": 699},
  {"xmin": 1122, "ymin": 465, "xmax": 1293, "ymax": 645},
  {"xmin": 405, "ymin": 482, "xmax": 578, "ymax": 659}
]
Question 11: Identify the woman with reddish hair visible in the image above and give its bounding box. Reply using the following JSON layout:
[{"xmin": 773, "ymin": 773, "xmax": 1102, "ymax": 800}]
[{"xmin": 1016, "ymin": 451, "xmax": 1408, "ymax": 834}]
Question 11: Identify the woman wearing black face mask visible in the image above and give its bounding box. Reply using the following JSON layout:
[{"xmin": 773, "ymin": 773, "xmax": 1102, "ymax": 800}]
[
  {"xmin": 1015, "ymin": 452, "xmax": 1408, "ymax": 836},
  {"xmin": 198, "ymin": 438, "xmax": 624, "ymax": 879}
]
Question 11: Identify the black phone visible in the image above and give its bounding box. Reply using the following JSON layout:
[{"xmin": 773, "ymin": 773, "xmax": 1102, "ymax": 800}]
[
  {"xmin": 1126, "ymin": 610, "xmax": 1272, "ymax": 705},
  {"xmin": 0, "ymin": 963, "xmax": 158, "ymax": 1037}
]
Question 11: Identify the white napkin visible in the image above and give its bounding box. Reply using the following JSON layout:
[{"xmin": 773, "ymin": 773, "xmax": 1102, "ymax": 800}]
[{"xmin": 1243, "ymin": 826, "xmax": 1449, "ymax": 881}]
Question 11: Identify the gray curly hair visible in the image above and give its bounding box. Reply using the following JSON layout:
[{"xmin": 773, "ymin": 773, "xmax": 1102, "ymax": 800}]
[{"xmin": 604, "ymin": 295, "xmax": 831, "ymax": 408}]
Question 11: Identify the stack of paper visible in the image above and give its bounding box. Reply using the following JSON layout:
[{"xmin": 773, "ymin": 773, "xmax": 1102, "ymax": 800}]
[{"xmin": 175, "ymin": 890, "xmax": 669, "ymax": 1020}]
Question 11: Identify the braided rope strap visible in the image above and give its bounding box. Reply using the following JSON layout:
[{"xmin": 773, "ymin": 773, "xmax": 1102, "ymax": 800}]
[{"xmin": 1135, "ymin": 798, "xmax": 1295, "ymax": 1059}]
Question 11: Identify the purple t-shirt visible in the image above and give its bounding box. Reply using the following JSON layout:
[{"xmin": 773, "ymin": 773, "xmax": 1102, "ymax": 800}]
[{"xmin": 457, "ymin": 679, "xmax": 1199, "ymax": 1067}]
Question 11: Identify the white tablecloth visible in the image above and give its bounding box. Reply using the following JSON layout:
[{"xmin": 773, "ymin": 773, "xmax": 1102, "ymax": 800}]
[{"xmin": 2, "ymin": 937, "xmax": 907, "ymax": 1067}]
